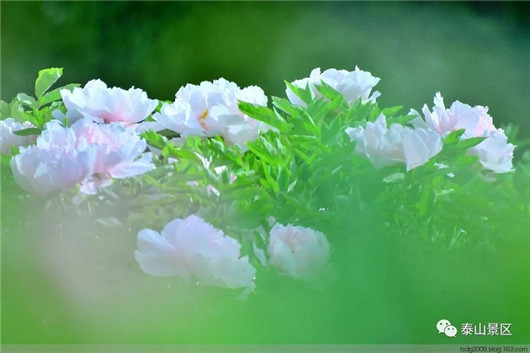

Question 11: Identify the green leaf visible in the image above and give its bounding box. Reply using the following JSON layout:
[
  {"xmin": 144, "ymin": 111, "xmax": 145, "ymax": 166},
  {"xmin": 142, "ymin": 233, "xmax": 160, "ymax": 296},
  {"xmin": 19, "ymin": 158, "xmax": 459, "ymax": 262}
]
[
  {"xmin": 16, "ymin": 93, "xmax": 37, "ymax": 109},
  {"xmin": 11, "ymin": 106, "xmax": 39, "ymax": 126},
  {"xmin": 141, "ymin": 130, "xmax": 169, "ymax": 150},
  {"xmin": 346, "ymin": 99, "xmax": 379, "ymax": 124},
  {"xmin": 314, "ymin": 81, "xmax": 343, "ymax": 102},
  {"xmin": 238, "ymin": 101, "xmax": 291, "ymax": 133},
  {"xmin": 285, "ymin": 80, "xmax": 312, "ymax": 105},
  {"xmin": 454, "ymin": 136, "xmax": 487, "ymax": 150},
  {"xmin": 261, "ymin": 138, "xmax": 277, "ymax": 156},
  {"xmin": 38, "ymin": 83, "xmax": 78, "ymax": 108},
  {"xmin": 458, "ymin": 155, "xmax": 480, "ymax": 167},
  {"xmin": 208, "ymin": 137, "xmax": 227, "ymax": 154},
  {"xmin": 272, "ymin": 96, "xmax": 300, "ymax": 116},
  {"xmin": 381, "ymin": 106, "xmax": 403, "ymax": 117},
  {"xmin": 12, "ymin": 127, "xmax": 42, "ymax": 136},
  {"xmin": 247, "ymin": 142, "xmax": 277, "ymax": 165},
  {"xmin": 0, "ymin": 100, "xmax": 9, "ymax": 119},
  {"xmin": 444, "ymin": 129, "xmax": 466, "ymax": 145},
  {"xmin": 35, "ymin": 68, "xmax": 63, "ymax": 98},
  {"xmin": 310, "ymin": 95, "xmax": 342, "ymax": 125},
  {"xmin": 161, "ymin": 143, "xmax": 181, "ymax": 159},
  {"xmin": 34, "ymin": 106, "xmax": 57, "ymax": 127},
  {"xmin": 417, "ymin": 184, "xmax": 433, "ymax": 216},
  {"xmin": 277, "ymin": 166, "xmax": 290, "ymax": 192},
  {"xmin": 388, "ymin": 114, "xmax": 416, "ymax": 126},
  {"xmin": 287, "ymin": 179, "xmax": 297, "ymax": 193},
  {"xmin": 262, "ymin": 164, "xmax": 279, "ymax": 194},
  {"xmin": 382, "ymin": 172, "xmax": 405, "ymax": 184},
  {"xmin": 10, "ymin": 145, "xmax": 20, "ymax": 155}
]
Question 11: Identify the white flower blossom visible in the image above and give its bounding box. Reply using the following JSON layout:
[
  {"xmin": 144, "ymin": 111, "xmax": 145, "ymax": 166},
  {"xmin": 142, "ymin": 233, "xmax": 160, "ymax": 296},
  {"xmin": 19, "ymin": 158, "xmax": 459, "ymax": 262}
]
[
  {"xmin": 11, "ymin": 121, "xmax": 94, "ymax": 195},
  {"xmin": 0, "ymin": 118, "xmax": 37, "ymax": 154},
  {"xmin": 467, "ymin": 130, "xmax": 514, "ymax": 174},
  {"xmin": 11, "ymin": 118, "xmax": 154, "ymax": 195},
  {"xmin": 70, "ymin": 119, "xmax": 155, "ymax": 193},
  {"xmin": 267, "ymin": 223, "xmax": 330, "ymax": 279},
  {"xmin": 421, "ymin": 92, "xmax": 515, "ymax": 173},
  {"xmin": 421, "ymin": 92, "xmax": 497, "ymax": 137},
  {"xmin": 153, "ymin": 78, "xmax": 272, "ymax": 148},
  {"xmin": 135, "ymin": 215, "xmax": 256, "ymax": 292},
  {"xmin": 60, "ymin": 79, "xmax": 158, "ymax": 125},
  {"xmin": 345, "ymin": 114, "xmax": 442, "ymax": 171},
  {"xmin": 286, "ymin": 67, "xmax": 380, "ymax": 106}
]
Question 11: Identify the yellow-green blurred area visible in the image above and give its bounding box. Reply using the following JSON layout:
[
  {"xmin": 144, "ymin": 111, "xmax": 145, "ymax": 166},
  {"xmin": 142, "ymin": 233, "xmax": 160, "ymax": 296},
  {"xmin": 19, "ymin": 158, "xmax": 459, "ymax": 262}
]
[{"xmin": 1, "ymin": 1, "xmax": 530, "ymax": 345}]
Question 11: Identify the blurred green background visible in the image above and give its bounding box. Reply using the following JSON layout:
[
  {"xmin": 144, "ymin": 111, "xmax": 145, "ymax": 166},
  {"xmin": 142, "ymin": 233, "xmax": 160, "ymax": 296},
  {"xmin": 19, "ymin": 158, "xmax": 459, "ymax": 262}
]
[
  {"xmin": 1, "ymin": 1, "xmax": 530, "ymax": 345},
  {"xmin": 2, "ymin": 1, "xmax": 530, "ymax": 137}
]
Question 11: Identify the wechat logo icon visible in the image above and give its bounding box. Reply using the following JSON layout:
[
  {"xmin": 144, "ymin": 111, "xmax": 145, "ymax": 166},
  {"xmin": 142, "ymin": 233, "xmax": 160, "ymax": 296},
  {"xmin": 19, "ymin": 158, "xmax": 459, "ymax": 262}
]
[{"xmin": 437, "ymin": 319, "xmax": 457, "ymax": 338}]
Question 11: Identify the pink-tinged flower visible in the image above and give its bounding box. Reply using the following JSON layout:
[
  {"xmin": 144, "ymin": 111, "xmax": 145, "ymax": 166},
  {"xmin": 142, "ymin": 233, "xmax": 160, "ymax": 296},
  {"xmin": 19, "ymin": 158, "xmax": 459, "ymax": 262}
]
[
  {"xmin": 468, "ymin": 130, "xmax": 514, "ymax": 174},
  {"xmin": 421, "ymin": 92, "xmax": 497, "ymax": 137},
  {"xmin": 11, "ymin": 121, "xmax": 95, "ymax": 195},
  {"xmin": 267, "ymin": 223, "xmax": 330, "ymax": 279},
  {"xmin": 153, "ymin": 78, "xmax": 272, "ymax": 148},
  {"xmin": 70, "ymin": 119, "xmax": 155, "ymax": 193},
  {"xmin": 60, "ymin": 79, "xmax": 158, "ymax": 125},
  {"xmin": 286, "ymin": 67, "xmax": 381, "ymax": 106},
  {"xmin": 0, "ymin": 118, "xmax": 37, "ymax": 154},
  {"xmin": 10, "ymin": 118, "xmax": 154, "ymax": 195},
  {"xmin": 134, "ymin": 215, "xmax": 256, "ymax": 292},
  {"xmin": 345, "ymin": 115, "xmax": 442, "ymax": 171},
  {"xmin": 421, "ymin": 93, "xmax": 515, "ymax": 173}
]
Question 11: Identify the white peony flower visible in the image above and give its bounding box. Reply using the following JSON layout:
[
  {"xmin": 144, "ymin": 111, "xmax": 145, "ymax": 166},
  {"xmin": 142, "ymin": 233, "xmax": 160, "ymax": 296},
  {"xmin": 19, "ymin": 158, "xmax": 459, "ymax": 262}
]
[
  {"xmin": 11, "ymin": 121, "xmax": 95, "ymax": 195},
  {"xmin": 467, "ymin": 130, "xmax": 514, "ymax": 174},
  {"xmin": 10, "ymin": 118, "xmax": 154, "ymax": 195},
  {"xmin": 134, "ymin": 215, "xmax": 256, "ymax": 291},
  {"xmin": 345, "ymin": 114, "xmax": 442, "ymax": 171},
  {"xmin": 267, "ymin": 223, "xmax": 330, "ymax": 279},
  {"xmin": 0, "ymin": 118, "xmax": 37, "ymax": 154},
  {"xmin": 60, "ymin": 79, "xmax": 158, "ymax": 125},
  {"xmin": 286, "ymin": 67, "xmax": 380, "ymax": 106},
  {"xmin": 153, "ymin": 78, "xmax": 272, "ymax": 148},
  {"xmin": 421, "ymin": 92, "xmax": 497, "ymax": 137},
  {"xmin": 70, "ymin": 119, "xmax": 155, "ymax": 193},
  {"xmin": 421, "ymin": 92, "xmax": 515, "ymax": 173}
]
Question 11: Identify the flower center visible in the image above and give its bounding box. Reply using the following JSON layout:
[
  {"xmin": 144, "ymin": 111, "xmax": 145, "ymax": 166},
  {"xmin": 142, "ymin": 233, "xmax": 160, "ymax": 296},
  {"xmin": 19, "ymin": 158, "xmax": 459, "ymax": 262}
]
[{"xmin": 197, "ymin": 109, "xmax": 209, "ymax": 130}]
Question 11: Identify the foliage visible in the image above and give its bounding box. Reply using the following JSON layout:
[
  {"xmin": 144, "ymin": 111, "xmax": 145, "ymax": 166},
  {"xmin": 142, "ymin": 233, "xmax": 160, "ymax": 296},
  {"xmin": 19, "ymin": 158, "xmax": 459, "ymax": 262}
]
[{"xmin": 1, "ymin": 68, "xmax": 529, "ymax": 344}]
